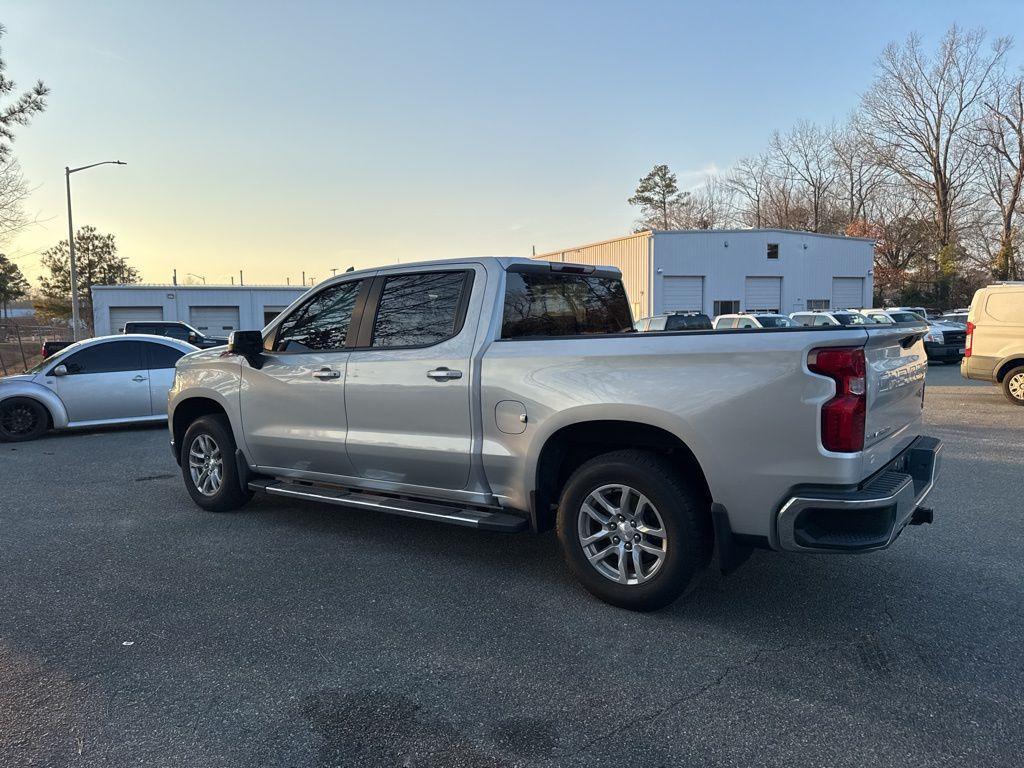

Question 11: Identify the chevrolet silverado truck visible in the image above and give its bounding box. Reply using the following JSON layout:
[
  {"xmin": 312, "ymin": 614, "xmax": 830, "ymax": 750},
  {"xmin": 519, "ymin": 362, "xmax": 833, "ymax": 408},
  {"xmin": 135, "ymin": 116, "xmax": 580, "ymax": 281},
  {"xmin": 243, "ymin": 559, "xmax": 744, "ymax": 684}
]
[{"xmin": 168, "ymin": 257, "xmax": 941, "ymax": 610}]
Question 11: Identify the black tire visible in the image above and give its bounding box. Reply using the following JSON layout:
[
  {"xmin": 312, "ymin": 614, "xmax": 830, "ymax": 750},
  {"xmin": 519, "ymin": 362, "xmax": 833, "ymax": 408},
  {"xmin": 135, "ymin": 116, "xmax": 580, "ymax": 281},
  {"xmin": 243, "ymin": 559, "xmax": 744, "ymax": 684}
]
[
  {"xmin": 180, "ymin": 414, "xmax": 253, "ymax": 511},
  {"xmin": 556, "ymin": 449, "xmax": 713, "ymax": 612},
  {"xmin": 0, "ymin": 397, "xmax": 49, "ymax": 442},
  {"xmin": 1002, "ymin": 365, "xmax": 1024, "ymax": 406}
]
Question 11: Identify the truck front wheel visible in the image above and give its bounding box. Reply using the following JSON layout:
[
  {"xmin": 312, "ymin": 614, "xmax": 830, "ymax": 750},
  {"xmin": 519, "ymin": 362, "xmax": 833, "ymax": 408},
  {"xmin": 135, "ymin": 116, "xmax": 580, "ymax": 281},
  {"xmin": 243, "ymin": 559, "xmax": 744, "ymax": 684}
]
[
  {"xmin": 180, "ymin": 414, "xmax": 253, "ymax": 512},
  {"xmin": 556, "ymin": 449, "xmax": 712, "ymax": 611}
]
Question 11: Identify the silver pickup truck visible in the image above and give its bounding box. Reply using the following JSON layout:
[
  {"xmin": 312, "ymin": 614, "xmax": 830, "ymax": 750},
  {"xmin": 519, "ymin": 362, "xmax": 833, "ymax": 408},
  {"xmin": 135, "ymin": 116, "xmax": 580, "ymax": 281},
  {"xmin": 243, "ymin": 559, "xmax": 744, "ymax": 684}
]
[{"xmin": 168, "ymin": 257, "xmax": 941, "ymax": 610}]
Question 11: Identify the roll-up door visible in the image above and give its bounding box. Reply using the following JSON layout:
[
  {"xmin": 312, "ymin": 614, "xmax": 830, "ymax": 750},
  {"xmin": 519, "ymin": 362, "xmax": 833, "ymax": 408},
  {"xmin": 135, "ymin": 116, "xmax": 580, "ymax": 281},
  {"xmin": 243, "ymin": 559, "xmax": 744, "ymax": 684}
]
[
  {"xmin": 189, "ymin": 306, "xmax": 240, "ymax": 334},
  {"xmin": 831, "ymin": 277, "xmax": 864, "ymax": 310},
  {"xmin": 109, "ymin": 306, "xmax": 163, "ymax": 333},
  {"xmin": 663, "ymin": 276, "xmax": 704, "ymax": 312},
  {"xmin": 744, "ymin": 277, "xmax": 782, "ymax": 312}
]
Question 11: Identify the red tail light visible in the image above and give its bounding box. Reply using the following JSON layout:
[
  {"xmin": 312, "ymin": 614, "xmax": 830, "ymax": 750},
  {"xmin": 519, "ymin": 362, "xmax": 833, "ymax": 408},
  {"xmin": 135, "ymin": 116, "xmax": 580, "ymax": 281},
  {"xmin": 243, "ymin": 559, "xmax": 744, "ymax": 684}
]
[
  {"xmin": 965, "ymin": 321, "xmax": 974, "ymax": 357},
  {"xmin": 808, "ymin": 346, "xmax": 866, "ymax": 453}
]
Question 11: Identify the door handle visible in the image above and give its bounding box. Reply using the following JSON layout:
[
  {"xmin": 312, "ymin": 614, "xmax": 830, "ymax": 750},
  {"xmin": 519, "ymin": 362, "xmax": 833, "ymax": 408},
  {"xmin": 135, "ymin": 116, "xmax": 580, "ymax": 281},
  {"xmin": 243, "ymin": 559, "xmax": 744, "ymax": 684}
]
[
  {"xmin": 132, "ymin": 375, "xmax": 148, "ymax": 382},
  {"xmin": 426, "ymin": 367, "xmax": 462, "ymax": 381},
  {"xmin": 313, "ymin": 367, "xmax": 341, "ymax": 380}
]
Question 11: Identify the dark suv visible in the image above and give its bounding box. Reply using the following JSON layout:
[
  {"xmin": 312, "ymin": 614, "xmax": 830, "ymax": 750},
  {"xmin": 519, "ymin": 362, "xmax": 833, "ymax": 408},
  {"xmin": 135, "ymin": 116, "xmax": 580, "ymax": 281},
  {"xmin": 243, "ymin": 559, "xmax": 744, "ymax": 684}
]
[{"xmin": 122, "ymin": 321, "xmax": 227, "ymax": 349}]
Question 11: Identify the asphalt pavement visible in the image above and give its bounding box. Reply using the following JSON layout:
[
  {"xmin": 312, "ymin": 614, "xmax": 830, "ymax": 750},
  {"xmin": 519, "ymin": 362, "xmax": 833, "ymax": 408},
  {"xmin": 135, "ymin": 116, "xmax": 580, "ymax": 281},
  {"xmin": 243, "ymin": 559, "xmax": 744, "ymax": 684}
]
[{"xmin": 1, "ymin": 363, "xmax": 1021, "ymax": 767}]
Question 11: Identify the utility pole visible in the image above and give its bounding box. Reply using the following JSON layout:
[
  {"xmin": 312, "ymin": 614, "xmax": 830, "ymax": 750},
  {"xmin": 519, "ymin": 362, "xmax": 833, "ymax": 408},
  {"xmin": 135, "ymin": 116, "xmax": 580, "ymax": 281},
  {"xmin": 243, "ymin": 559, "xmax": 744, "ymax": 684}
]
[
  {"xmin": 65, "ymin": 160, "xmax": 126, "ymax": 340},
  {"xmin": 302, "ymin": 271, "xmax": 305, "ymax": 286},
  {"xmin": 239, "ymin": 270, "xmax": 244, "ymax": 286},
  {"xmin": 286, "ymin": 277, "xmax": 290, "ymax": 286},
  {"xmin": 331, "ymin": 268, "xmax": 338, "ymax": 276},
  {"xmin": 173, "ymin": 269, "xmax": 178, "ymax": 286}
]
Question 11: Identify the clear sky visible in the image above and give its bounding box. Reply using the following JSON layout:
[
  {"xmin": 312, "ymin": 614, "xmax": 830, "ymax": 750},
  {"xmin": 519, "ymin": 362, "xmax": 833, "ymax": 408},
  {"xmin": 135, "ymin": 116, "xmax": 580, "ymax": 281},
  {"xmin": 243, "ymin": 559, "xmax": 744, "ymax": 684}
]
[{"xmin": 3, "ymin": 0, "xmax": 1023, "ymax": 286}]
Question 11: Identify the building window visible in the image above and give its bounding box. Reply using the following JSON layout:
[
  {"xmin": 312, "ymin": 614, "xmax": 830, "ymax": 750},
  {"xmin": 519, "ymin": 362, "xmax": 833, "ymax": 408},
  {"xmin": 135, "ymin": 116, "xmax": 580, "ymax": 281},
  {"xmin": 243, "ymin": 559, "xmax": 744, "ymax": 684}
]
[
  {"xmin": 767, "ymin": 243, "xmax": 779, "ymax": 259},
  {"xmin": 806, "ymin": 299, "xmax": 830, "ymax": 310},
  {"xmin": 713, "ymin": 300, "xmax": 740, "ymax": 316}
]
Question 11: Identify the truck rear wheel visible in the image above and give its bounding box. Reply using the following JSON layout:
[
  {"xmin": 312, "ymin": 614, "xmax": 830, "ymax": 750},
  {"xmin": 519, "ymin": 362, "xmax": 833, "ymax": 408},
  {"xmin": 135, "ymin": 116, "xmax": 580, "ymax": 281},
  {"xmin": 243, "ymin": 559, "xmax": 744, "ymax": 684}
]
[
  {"xmin": 1003, "ymin": 365, "xmax": 1024, "ymax": 406},
  {"xmin": 180, "ymin": 414, "xmax": 254, "ymax": 512},
  {"xmin": 556, "ymin": 449, "xmax": 712, "ymax": 611}
]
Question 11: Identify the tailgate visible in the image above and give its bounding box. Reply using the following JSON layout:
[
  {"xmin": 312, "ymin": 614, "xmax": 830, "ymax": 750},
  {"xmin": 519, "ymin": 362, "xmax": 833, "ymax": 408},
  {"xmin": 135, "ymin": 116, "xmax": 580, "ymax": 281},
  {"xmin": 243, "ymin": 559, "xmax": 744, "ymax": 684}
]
[{"xmin": 861, "ymin": 324, "xmax": 928, "ymax": 471}]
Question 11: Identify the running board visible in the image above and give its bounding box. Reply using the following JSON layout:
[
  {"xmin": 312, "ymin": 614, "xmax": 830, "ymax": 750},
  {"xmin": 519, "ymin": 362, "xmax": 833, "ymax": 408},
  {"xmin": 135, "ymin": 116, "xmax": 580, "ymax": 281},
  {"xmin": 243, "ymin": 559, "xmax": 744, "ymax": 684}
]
[{"xmin": 248, "ymin": 479, "xmax": 528, "ymax": 533}]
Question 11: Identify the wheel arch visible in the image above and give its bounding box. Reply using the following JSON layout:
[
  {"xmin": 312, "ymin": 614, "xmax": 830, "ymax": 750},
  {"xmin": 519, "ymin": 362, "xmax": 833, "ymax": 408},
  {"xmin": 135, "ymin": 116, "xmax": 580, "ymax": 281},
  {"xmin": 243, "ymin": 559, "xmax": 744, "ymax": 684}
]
[
  {"xmin": 530, "ymin": 418, "xmax": 712, "ymax": 533},
  {"xmin": 0, "ymin": 385, "xmax": 67, "ymax": 429},
  {"xmin": 171, "ymin": 396, "xmax": 230, "ymax": 464},
  {"xmin": 995, "ymin": 356, "xmax": 1024, "ymax": 383}
]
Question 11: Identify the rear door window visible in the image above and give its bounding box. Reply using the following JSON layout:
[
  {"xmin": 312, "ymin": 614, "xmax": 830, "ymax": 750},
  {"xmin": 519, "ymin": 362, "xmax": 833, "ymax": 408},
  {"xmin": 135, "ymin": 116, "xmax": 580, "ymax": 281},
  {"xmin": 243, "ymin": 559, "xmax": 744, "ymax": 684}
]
[
  {"xmin": 370, "ymin": 271, "xmax": 471, "ymax": 348},
  {"xmin": 145, "ymin": 343, "xmax": 187, "ymax": 369},
  {"xmin": 501, "ymin": 269, "xmax": 633, "ymax": 338}
]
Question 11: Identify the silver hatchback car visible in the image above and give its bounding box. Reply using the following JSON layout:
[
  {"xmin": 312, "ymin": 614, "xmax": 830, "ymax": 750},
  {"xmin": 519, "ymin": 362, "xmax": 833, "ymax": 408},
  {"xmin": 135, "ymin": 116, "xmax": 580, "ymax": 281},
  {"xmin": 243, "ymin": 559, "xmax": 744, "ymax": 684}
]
[{"xmin": 0, "ymin": 334, "xmax": 197, "ymax": 442}]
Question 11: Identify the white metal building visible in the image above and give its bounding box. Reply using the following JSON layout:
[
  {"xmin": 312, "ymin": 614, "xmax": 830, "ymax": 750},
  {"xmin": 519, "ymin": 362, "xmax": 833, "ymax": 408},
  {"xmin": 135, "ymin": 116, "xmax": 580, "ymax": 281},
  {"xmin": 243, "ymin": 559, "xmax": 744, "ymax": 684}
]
[
  {"xmin": 535, "ymin": 229, "xmax": 875, "ymax": 319},
  {"xmin": 91, "ymin": 284, "xmax": 309, "ymax": 336}
]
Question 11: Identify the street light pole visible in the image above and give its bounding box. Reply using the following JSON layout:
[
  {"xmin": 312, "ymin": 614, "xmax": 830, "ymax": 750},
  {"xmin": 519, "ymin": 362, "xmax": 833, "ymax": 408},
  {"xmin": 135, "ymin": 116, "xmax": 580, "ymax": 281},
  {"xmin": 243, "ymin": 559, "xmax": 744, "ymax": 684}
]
[{"xmin": 65, "ymin": 160, "xmax": 126, "ymax": 340}]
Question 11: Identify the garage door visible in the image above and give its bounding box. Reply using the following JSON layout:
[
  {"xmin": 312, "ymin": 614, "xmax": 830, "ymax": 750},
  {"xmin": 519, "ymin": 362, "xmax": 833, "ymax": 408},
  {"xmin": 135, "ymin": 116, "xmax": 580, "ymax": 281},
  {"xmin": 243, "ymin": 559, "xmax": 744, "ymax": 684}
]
[
  {"xmin": 663, "ymin": 276, "xmax": 704, "ymax": 312},
  {"xmin": 109, "ymin": 306, "xmax": 163, "ymax": 333},
  {"xmin": 744, "ymin": 277, "xmax": 782, "ymax": 312},
  {"xmin": 189, "ymin": 306, "xmax": 240, "ymax": 334},
  {"xmin": 832, "ymin": 277, "xmax": 864, "ymax": 310}
]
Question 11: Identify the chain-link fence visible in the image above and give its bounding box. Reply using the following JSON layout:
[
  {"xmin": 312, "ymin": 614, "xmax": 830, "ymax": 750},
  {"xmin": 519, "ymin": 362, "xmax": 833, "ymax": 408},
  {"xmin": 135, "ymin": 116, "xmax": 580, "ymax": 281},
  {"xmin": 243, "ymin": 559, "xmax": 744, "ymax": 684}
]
[{"xmin": 0, "ymin": 321, "xmax": 75, "ymax": 376}]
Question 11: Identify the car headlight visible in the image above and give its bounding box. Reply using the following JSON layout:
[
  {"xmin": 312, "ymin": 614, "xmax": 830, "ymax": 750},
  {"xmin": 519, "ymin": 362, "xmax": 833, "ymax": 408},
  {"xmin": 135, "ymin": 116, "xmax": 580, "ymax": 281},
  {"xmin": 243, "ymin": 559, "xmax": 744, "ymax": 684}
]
[{"xmin": 924, "ymin": 329, "xmax": 944, "ymax": 343}]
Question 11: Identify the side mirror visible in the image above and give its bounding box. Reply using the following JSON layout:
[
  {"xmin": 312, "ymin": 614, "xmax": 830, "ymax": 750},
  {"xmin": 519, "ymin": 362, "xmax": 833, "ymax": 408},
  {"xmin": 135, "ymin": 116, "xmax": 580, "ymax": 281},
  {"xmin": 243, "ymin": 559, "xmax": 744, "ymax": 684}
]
[
  {"xmin": 188, "ymin": 332, "xmax": 198, "ymax": 344},
  {"xmin": 227, "ymin": 330, "xmax": 265, "ymax": 369},
  {"xmin": 52, "ymin": 364, "xmax": 68, "ymax": 377}
]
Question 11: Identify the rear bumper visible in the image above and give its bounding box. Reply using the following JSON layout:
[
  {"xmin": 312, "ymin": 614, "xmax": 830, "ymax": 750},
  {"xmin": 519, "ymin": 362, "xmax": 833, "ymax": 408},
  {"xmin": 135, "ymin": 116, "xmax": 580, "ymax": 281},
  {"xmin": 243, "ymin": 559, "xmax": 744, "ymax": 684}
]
[
  {"xmin": 776, "ymin": 436, "xmax": 942, "ymax": 553},
  {"xmin": 924, "ymin": 341, "xmax": 963, "ymax": 361}
]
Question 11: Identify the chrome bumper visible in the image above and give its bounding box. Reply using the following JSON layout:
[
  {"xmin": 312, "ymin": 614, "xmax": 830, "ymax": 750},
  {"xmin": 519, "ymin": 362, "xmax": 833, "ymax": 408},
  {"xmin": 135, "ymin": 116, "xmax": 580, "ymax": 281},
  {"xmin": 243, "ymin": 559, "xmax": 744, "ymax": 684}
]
[{"xmin": 777, "ymin": 436, "xmax": 942, "ymax": 553}]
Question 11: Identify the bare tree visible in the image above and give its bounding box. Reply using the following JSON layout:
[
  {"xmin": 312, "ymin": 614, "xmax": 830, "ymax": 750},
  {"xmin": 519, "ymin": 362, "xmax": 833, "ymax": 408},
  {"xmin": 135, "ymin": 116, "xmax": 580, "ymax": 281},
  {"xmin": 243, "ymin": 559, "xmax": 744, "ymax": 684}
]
[
  {"xmin": 0, "ymin": 157, "xmax": 29, "ymax": 244},
  {"xmin": 980, "ymin": 73, "xmax": 1024, "ymax": 280},
  {"xmin": 726, "ymin": 154, "xmax": 771, "ymax": 228},
  {"xmin": 679, "ymin": 176, "xmax": 734, "ymax": 229},
  {"xmin": 833, "ymin": 118, "xmax": 891, "ymax": 228},
  {"xmin": 770, "ymin": 120, "xmax": 839, "ymax": 232},
  {"xmin": 860, "ymin": 26, "xmax": 1010, "ymax": 259}
]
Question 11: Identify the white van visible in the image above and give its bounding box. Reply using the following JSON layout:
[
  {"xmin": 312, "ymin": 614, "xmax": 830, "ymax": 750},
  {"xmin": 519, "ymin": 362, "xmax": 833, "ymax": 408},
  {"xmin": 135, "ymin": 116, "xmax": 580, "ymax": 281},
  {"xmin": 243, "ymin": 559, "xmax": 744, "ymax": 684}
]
[{"xmin": 961, "ymin": 283, "xmax": 1024, "ymax": 405}]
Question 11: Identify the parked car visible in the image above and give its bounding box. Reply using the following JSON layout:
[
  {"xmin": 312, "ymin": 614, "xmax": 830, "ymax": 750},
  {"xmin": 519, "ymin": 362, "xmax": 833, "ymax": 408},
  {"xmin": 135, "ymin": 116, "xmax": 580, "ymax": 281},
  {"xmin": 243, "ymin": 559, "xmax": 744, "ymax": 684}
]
[
  {"xmin": 168, "ymin": 257, "xmax": 941, "ymax": 611},
  {"xmin": 961, "ymin": 283, "xmax": 1024, "ymax": 405},
  {"xmin": 941, "ymin": 310, "xmax": 969, "ymax": 326},
  {"xmin": 634, "ymin": 311, "xmax": 713, "ymax": 331},
  {"xmin": 887, "ymin": 306, "xmax": 928, "ymax": 319},
  {"xmin": 713, "ymin": 313, "xmax": 797, "ymax": 329},
  {"xmin": 790, "ymin": 310, "xmax": 876, "ymax": 327},
  {"xmin": 40, "ymin": 340, "xmax": 73, "ymax": 359},
  {"xmin": 860, "ymin": 309, "xmax": 960, "ymax": 362},
  {"xmin": 923, "ymin": 321, "xmax": 967, "ymax": 363},
  {"xmin": 122, "ymin": 321, "xmax": 227, "ymax": 349},
  {"xmin": 861, "ymin": 309, "xmax": 927, "ymax": 326},
  {"xmin": 0, "ymin": 335, "xmax": 197, "ymax": 442}
]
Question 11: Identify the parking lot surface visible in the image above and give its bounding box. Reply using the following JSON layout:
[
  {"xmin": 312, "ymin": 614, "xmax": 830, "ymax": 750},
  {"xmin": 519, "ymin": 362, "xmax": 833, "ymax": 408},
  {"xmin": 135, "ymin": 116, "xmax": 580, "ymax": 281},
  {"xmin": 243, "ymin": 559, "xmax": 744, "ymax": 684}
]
[{"xmin": 1, "ymin": 364, "xmax": 1022, "ymax": 767}]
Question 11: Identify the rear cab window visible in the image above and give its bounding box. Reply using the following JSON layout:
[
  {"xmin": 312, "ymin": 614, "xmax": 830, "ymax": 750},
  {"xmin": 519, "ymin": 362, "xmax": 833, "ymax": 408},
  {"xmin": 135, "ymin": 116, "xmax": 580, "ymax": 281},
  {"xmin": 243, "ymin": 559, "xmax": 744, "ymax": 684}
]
[
  {"xmin": 665, "ymin": 314, "xmax": 712, "ymax": 330},
  {"xmin": 501, "ymin": 267, "xmax": 633, "ymax": 338}
]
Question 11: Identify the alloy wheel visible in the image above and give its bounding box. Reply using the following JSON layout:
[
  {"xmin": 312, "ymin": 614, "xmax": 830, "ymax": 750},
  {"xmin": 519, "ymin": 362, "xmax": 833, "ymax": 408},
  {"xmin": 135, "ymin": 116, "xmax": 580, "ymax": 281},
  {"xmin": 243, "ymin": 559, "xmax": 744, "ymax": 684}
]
[
  {"xmin": 577, "ymin": 484, "xmax": 668, "ymax": 585},
  {"xmin": 188, "ymin": 433, "xmax": 224, "ymax": 496},
  {"xmin": 0, "ymin": 402, "xmax": 38, "ymax": 437}
]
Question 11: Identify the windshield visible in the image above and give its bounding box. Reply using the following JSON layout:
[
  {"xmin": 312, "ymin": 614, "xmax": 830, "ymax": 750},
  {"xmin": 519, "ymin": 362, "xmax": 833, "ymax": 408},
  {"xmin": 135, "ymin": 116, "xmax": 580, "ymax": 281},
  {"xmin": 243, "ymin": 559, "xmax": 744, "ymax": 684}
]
[
  {"xmin": 834, "ymin": 312, "xmax": 873, "ymax": 326},
  {"xmin": 754, "ymin": 315, "xmax": 796, "ymax": 328}
]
